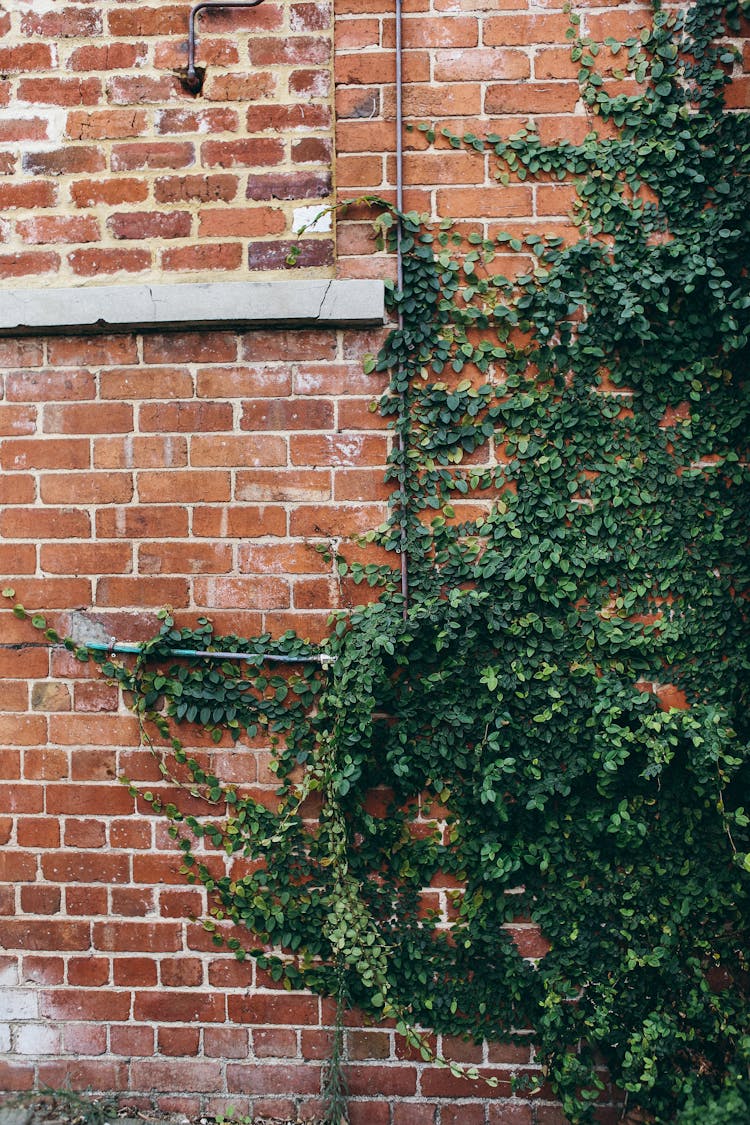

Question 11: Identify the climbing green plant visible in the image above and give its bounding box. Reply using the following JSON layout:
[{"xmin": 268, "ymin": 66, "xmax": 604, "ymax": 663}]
[{"xmin": 6, "ymin": 1, "xmax": 750, "ymax": 1121}]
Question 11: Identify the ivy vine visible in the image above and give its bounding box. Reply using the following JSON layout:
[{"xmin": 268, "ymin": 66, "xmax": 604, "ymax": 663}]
[{"xmin": 7, "ymin": 1, "xmax": 750, "ymax": 1121}]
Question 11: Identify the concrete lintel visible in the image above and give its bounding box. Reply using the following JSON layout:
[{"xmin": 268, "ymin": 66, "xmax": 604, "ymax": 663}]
[{"xmin": 0, "ymin": 279, "xmax": 385, "ymax": 336}]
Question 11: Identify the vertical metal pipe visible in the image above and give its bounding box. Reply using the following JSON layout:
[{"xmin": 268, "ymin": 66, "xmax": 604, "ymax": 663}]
[{"xmin": 394, "ymin": 0, "xmax": 409, "ymax": 614}]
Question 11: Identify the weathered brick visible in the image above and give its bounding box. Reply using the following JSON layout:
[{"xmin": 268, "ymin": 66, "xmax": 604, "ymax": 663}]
[
  {"xmin": 22, "ymin": 147, "xmax": 105, "ymax": 177},
  {"xmin": 247, "ymin": 239, "xmax": 334, "ymax": 270},
  {"xmin": 201, "ymin": 139, "xmax": 285, "ymax": 169},
  {"xmin": 70, "ymin": 178, "xmax": 149, "ymax": 207},
  {"xmin": 111, "ymin": 142, "xmax": 195, "ymax": 171},
  {"xmin": 160, "ymin": 244, "xmax": 244, "ymax": 272},
  {"xmin": 154, "ymin": 173, "xmax": 239, "ymax": 204},
  {"xmin": 21, "ymin": 8, "xmax": 103, "ymax": 37},
  {"xmin": 18, "ymin": 78, "xmax": 102, "ymax": 106},
  {"xmin": 66, "ymin": 109, "xmax": 149, "ymax": 141},
  {"xmin": 16, "ymin": 216, "xmax": 100, "ymax": 245},
  {"xmin": 107, "ymin": 211, "xmax": 192, "ymax": 240},
  {"xmin": 245, "ymin": 171, "xmax": 332, "ymax": 201},
  {"xmin": 68, "ymin": 247, "xmax": 151, "ymax": 276},
  {"xmin": 0, "ymin": 251, "xmax": 60, "ymax": 279}
]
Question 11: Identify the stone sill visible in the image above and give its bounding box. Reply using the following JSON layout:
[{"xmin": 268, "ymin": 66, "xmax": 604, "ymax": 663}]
[{"xmin": 0, "ymin": 279, "xmax": 385, "ymax": 337}]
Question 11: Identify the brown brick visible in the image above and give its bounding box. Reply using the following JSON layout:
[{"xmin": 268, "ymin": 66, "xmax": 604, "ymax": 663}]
[
  {"xmin": 289, "ymin": 503, "xmax": 384, "ymax": 537},
  {"xmin": 290, "ymin": 433, "xmax": 387, "ymax": 466},
  {"xmin": 108, "ymin": 5, "xmax": 188, "ymax": 36},
  {"xmin": 485, "ymin": 81, "xmax": 580, "ymax": 114},
  {"xmin": 156, "ymin": 108, "xmax": 240, "ymax": 135},
  {"xmin": 201, "ymin": 138, "xmax": 285, "ymax": 168},
  {"xmin": 47, "ymin": 335, "xmax": 138, "ymax": 367},
  {"xmin": 137, "ymin": 542, "xmax": 232, "ymax": 575},
  {"xmin": 40, "ymin": 472, "xmax": 133, "ymax": 505},
  {"xmin": 0, "ymin": 116, "xmax": 49, "ymax": 143},
  {"xmin": 435, "ymin": 47, "xmax": 530, "ymax": 81},
  {"xmin": 292, "ymin": 137, "xmax": 332, "ymax": 164},
  {"xmin": 21, "ymin": 7, "xmax": 102, "ymax": 37},
  {"xmin": 135, "ymin": 991, "xmax": 226, "ymax": 1023},
  {"xmin": 93, "ymin": 435, "xmax": 188, "ymax": 470},
  {"xmin": 193, "ymin": 576, "xmax": 290, "ymax": 609},
  {"xmin": 68, "ymin": 43, "xmax": 147, "ymax": 71},
  {"xmin": 435, "ymin": 185, "xmax": 533, "ymax": 219},
  {"xmin": 107, "ymin": 211, "xmax": 192, "ymax": 240},
  {"xmin": 205, "ymin": 1028, "xmax": 249, "ymax": 1059},
  {"xmin": 160, "ymin": 959, "xmax": 203, "ymax": 988},
  {"xmin": 158, "ymin": 1027, "xmax": 201, "ymax": 1057},
  {"xmin": 404, "ymin": 14, "xmax": 477, "ymax": 46},
  {"xmin": 0, "ymin": 404, "xmax": 37, "ymax": 435},
  {"xmin": 0, "ymin": 45, "xmax": 54, "ymax": 73},
  {"xmin": 139, "ymin": 401, "xmax": 233, "ymax": 432},
  {"xmin": 17, "ymin": 78, "xmax": 102, "ymax": 106},
  {"xmin": 15, "ymin": 216, "xmax": 100, "ymax": 245},
  {"xmin": 41, "ymin": 990, "xmax": 131, "ymax": 1023},
  {"xmin": 192, "ymin": 506, "xmax": 287, "ymax": 539},
  {"xmin": 253, "ymin": 1028, "xmax": 299, "ymax": 1058},
  {"xmin": 42, "ymin": 853, "xmax": 129, "ymax": 884},
  {"xmin": 290, "ymin": 2, "xmax": 331, "ymax": 31},
  {"xmin": 154, "ymin": 173, "xmax": 239, "ymax": 204},
  {"xmin": 66, "ymin": 109, "xmax": 149, "ymax": 141},
  {"xmin": 20, "ymin": 885, "xmax": 62, "ymax": 915},
  {"xmin": 250, "ymin": 35, "xmax": 329, "ymax": 65},
  {"xmin": 0, "ymin": 508, "xmax": 91, "ymax": 540},
  {"xmin": 40, "ymin": 543, "xmax": 133, "ymax": 575},
  {"xmin": 226, "ymin": 1062, "xmax": 321, "ymax": 1095},
  {"xmin": 245, "ymin": 171, "xmax": 332, "ymax": 201},
  {"xmin": 196, "ymin": 365, "xmax": 291, "ymax": 398},
  {"xmin": 1, "ymin": 437, "xmax": 90, "ymax": 471},
  {"xmin": 66, "ymin": 958, "xmax": 112, "ymax": 985},
  {"xmin": 160, "ymin": 243, "xmax": 244, "ymax": 272},
  {"xmin": 245, "ymin": 104, "xmax": 331, "ymax": 132},
  {"xmin": 111, "ymin": 142, "xmax": 195, "ymax": 171},
  {"xmin": 2, "ymin": 919, "xmax": 90, "ymax": 951},
  {"xmin": 107, "ymin": 75, "xmax": 184, "ymax": 104},
  {"xmin": 99, "ymin": 366, "xmax": 193, "ymax": 400},
  {"xmin": 198, "ymin": 207, "xmax": 286, "ymax": 238},
  {"xmin": 241, "ymin": 399, "xmax": 334, "ymax": 431},
  {"xmin": 203, "ymin": 72, "xmax": 278, "ymax": 102},
  {"xmin": 190, "ymin": 433, "xmax": 287, "ymax": 466},
  {"xmin": 484, "ymin": 13, "xmax": 576, "ymax": 46},
  {"xmin": 130, "ymin": 1061, "xmax": 223, "ymax": 1094},
  {"xmin": 96, "ymin": 576, "xmax": 190, "ymax": 607},
  {"xmin": 248, "ymin": 239, "xmax": 334, "ymax": 270},
  {"xmin": 22, "ymin": 147, "xmax": 105, "ymax": 177},
  {"xmin": 95, "ymin": 505, "xmax": 189, "ymax": 539},
  {"xmin": 68, "ymin": 247, "xmax": 151, "ymax": 276},
  {"xmin": 0, "ymin": 182, "xmax": 57, "ymax": 209},
  {"xmin": 70, "ymin": 178, "xmax": 149, "ymax": 207},
  {"xmin": 63, "ymin": 1024, "xmax": 108, "ymax": 1056},
  {"xmin": 0, "ymin": 251, "xmax": 60, "ymax": 279},
  {"xmin": 235, "ymin": 469, "xmax": 329, "ymax": 503},
  {"xmin": 43, "ymin": 402, "xmax": 133, "ymax": 434}
]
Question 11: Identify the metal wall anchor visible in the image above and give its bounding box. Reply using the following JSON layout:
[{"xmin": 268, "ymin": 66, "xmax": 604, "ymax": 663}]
[{"xmin": 185, "ymin": 0, "xmax": 267, "ymax": 94}]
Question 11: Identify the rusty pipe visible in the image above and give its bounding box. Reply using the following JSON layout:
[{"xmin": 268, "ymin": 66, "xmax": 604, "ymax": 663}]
[{"xmin": 185, "ymin": 0, "xmax": 267, "ymax": 93}]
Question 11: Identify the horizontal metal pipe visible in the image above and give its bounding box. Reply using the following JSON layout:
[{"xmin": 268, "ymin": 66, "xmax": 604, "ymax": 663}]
[
  {"xmin": 0, "ymin": 641, "xmax": 334, "ymax": 667},
  {"xmin": 85, "ymin": 640, "xmax": 335, "ymax": 666}
]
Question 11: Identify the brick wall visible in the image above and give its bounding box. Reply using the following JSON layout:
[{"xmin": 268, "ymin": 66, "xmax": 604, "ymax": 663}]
[
  {"xmin": 0, "ymin": 0, "xmax": 335, "ymax": 283},
  {"xmin": 1, "ymin": 0, "xmax": 748, "ymax": 1120}
]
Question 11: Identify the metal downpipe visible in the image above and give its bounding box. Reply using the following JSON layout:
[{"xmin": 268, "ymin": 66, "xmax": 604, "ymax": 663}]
[{"xmin": 395, "ymin": 0, "xmax": 409, "ymax": 614}]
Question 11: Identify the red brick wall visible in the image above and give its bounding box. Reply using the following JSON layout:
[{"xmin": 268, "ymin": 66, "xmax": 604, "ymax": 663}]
[
  {"xmin": 1, "ymin": 0, "xmax": 748, "ymax": 1120},
  {"xmin": 0, "ymin": 0, "xmax": 335, "ymax": 283}
]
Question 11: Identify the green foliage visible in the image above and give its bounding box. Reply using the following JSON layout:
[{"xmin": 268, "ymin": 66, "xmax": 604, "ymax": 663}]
[
  {"xmin": 8, "ymin": 2, "xmax": 750, "ymax": 1122},
  {"xmin": 0, "ymin": 1087, "xmax": 120, "ymax": 1125}
]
